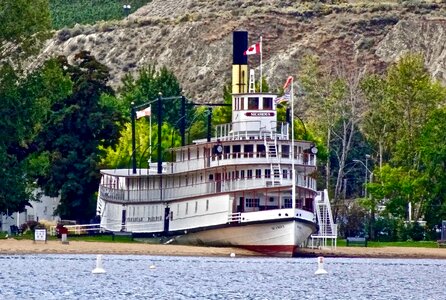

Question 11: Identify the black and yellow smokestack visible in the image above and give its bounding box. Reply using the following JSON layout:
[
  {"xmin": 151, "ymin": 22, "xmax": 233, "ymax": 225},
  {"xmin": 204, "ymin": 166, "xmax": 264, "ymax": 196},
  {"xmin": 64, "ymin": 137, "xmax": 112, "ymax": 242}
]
[{"xmin": 232, "ymin": 31, "xmax": 248, "ymax": 94}]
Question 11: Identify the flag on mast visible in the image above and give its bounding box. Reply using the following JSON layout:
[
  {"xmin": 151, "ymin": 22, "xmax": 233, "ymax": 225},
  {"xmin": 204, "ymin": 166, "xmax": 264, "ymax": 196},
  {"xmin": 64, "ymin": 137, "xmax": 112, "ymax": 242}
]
[
  {"xmin": 243, "ymin": 42, "xmax": 261, "ymax": 55},
  {"xmin": 274, "ymin": 76, "xmax": 294, "ymax": 104},
  {"xmin": 283, "ymin": 76, "xmax": 293, "ymax": 90},
  {"xmin": 136, "ymin": 106, "xmax": 151, "ymax": 119}
]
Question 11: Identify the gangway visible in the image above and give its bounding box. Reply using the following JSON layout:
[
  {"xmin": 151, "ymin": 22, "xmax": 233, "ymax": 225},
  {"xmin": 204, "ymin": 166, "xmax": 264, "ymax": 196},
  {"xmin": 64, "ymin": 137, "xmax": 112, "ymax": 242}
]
[{"xmin": 310, "ymin": 189, "xmax": 337, "ymax": 249}]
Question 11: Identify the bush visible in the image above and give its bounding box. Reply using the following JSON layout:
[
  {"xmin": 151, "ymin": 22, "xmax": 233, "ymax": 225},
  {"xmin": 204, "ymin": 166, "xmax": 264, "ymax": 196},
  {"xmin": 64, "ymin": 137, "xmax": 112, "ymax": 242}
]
[{"xmin": 19, "ymin": 220, "xmax": 43, "ymax": 233}]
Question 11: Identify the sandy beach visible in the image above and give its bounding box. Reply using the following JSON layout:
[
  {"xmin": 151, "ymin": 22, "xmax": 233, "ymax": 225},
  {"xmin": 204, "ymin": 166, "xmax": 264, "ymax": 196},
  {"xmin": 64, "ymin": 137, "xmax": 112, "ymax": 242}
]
[{"xmin": 0, "ymin": 238, "xmax": 445, "ymax": 259}]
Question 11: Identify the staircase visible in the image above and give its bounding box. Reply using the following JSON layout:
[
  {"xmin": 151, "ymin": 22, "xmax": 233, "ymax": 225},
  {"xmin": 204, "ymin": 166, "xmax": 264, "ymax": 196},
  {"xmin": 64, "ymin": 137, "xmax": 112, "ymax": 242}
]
[
  {"xmin": 310, "ymin": 189, "xmax": 337, "ymax": 249},
  {"xmin": 264, "ymin": 135, "xmax": 282, "ymax": 186}
]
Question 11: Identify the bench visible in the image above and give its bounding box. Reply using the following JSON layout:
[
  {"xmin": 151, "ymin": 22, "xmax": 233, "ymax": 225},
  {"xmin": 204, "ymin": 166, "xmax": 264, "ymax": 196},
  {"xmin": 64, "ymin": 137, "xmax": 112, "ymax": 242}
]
[
  {"xmin": 437, "ymin": 240, "xmax": 446, "ymax": 248},
  {"xmin": 112, "ymin": 231, "xmax": 133, "ymax": 241},
  {"xmin": 346, "ymin": 237, "xmax": 367, "ymax": 247}
]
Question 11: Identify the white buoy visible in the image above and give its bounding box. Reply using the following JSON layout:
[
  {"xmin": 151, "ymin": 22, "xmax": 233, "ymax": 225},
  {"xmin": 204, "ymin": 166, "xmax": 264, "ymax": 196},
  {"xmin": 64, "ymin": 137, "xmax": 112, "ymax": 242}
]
[
  {"xmin": 314, "ymin": 256, "xmax": 328, "ymax": 275},
  {"xmin": 92, "ymin": 255, "xmax": 106, "ymax": 274},
  {"xmin": 149, "ymin": 265, "xmax": 156, "ymax": 269},
  {"xmin": 230, "ymin": 252, "xmax": 236, "ymax": 258}
]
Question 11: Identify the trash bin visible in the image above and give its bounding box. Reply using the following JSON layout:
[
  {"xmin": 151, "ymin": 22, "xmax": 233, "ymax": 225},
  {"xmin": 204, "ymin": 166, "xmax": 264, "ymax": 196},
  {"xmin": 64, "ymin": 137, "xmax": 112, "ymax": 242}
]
[{"xmin": 59, "ymin": 226, "xmax": 69, "ymax": 244}]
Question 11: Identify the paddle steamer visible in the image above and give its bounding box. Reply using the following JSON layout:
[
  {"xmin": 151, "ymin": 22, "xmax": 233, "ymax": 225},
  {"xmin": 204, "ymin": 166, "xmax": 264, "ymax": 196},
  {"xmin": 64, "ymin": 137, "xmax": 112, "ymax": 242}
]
[{"xmin": 96, "ymin": 31, "xmax": 322, "ymax": 256}]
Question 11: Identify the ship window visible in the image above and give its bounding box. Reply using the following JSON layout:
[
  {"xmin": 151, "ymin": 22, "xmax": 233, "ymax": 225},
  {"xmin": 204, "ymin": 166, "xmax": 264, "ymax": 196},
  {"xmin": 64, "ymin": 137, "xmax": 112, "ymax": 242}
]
[
  {"xmin": 247, "ymin": 170, "xmax": 253, "ymax": 178},
  {"xmin": 236, "ymin": 170, "xmax": 239, "ymax": 179},
  {"xmin": 188, "ymin": 148, "xmax": 191, "ymax": 160},
  {"xmin": 248, "ymin": 97, "xmax": 259, "ymax": 110},
  {"xmin": 244, "ymin": 144, "xmax": 253, "ymax": 157},
  {"xmin": 197, "ymin": 147, "xmax": 200, "ymax": 158},
  {"xmin": 186, "ymin": 203, "xmax": 189, "ymax": 215},
  {"xmin": 255, "ymin": 169, "xmax": 261, "ymax": 178},
  {"xmin": 206, "ymin": 199, "xmax": 209, "ymax": 211},
  {"xmin": 195, "ymin": 201, "xmax": 198, "ymax": 213},
  {"xmin": 257, "ymin": 144, "xmax": 266, "ymax": 157},
  {"xmin": 224, "ymin": 145, "xmax": 230, "ymax": 159},
  {"xmin": 269, "ymin": 197, "xmax": 275, "ymax": 202},
  {"xmin": 265, "ymin": 169, "xmax": 271, "ymax": 178},
  {"xmin": 241, "ymin": 170, "xmax": 245, "ymax": 178},
  {"xmin": 263, "ymin": 97, "xmax": 273, "ymax": 110},
  {"xmin": 233, "ymin": 145, "xmax": 241, "ymax": 158},
  {"xmin": 177, "ymin": 204, "xmax": 179, "ymax": 216},
  {"xmin": 282, "ymin": 145, "xmax": 290, "ymax": 158},
  {"xmin": 209, "ymin": 174, "xmax": 214, "ymax": 180},
  {"xmin": 283, "ymin": 169, "xmax": 288, "ymax": 179},
  {"xmin": 284, "ymin": 198, "xmax": 292, "ymax": 208},
  {"xmin": 246, "ymin": 198, "xmax": 260, "ymax": 207}
]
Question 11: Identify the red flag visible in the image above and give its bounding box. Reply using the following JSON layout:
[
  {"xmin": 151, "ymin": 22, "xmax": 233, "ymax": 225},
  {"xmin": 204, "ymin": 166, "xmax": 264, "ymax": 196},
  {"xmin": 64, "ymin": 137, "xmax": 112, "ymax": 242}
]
[
  {"xmin": 283, "ymin": 76, "xmax": 293, "ymax": 90},
  {"xmin": 243, "ymin": 43, "xmax": 261, "ymax": 55}
]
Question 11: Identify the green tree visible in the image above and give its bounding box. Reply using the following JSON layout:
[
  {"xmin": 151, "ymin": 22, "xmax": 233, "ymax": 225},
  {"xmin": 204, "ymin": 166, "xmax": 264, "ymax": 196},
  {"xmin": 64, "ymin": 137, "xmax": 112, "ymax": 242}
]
[
  {"xmin": 417, "ymin": 108, "xmax": 446, "ymax": 227},
  {"xmin": 0, "ymin": 0, "xmax": 52, "ymax": 60},
  {"xmin": 34, "ymin": 51, "xmax": 124, "ymax": 222},
  {"xmin": 119, "ymin": 65, "xmax": 188, "ymax": 127},
  {"xmin": 0, "ymin": 60, "xmax": 72, "ymax": 214},
  {"xmin": 212, "ymin": 82, "xmax": 232, "ymax": 125},
  {"xmin": 300, "ymin": 56, "xmax": 367, "ymax": 220},
  {"xmin": 364, "ymin": 54, "xmax": 446, "ymax": 229},
  {"xmin": 101, "ymin": 120, "xmax": 182, "ymax": 169}
]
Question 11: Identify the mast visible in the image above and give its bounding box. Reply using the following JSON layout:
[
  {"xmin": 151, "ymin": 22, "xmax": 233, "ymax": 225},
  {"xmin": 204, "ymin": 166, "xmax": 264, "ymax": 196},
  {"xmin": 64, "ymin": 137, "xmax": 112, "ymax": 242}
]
[
  {"xmin": 260, "ymin": 36, "xmax": 263, "ymax": 93},
  {"xmin": 290, "ymin": 77, "xmax": 296, "ymax": 210}
]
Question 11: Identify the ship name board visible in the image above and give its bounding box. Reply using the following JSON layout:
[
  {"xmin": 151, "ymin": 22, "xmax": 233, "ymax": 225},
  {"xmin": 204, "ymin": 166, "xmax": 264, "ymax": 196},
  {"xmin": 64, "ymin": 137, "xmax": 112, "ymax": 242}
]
[
  {"xmin": 245, "ymin": 112, "xmax": 275, "ymax": 117},
  {"xmin": 126, "ymin": 216, "xmax": 162, "ymax": 222}
]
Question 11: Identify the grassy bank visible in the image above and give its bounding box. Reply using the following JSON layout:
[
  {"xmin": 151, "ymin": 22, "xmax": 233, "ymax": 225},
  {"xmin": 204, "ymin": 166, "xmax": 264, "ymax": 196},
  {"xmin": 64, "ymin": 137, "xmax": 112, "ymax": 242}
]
[
  {"xmin": 337, "ymin": 239, "xmax": 438, "ymax": 248},
  {"xmin": 49, "ymin": 0, "xmax": 152, "ymax": 29}
]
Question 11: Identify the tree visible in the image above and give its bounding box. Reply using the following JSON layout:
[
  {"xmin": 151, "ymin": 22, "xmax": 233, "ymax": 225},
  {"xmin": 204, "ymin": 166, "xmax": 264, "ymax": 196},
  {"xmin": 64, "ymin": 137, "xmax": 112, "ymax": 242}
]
[
  {"xmin": 365, "ymin": 54, "xmax": 446, "ymax": 228},
  {"xmin": 0, "ymin": 0, "xmax": 52, "ymax": 61},
  {"xmin": 33, "ymin": 51, "xmax": 124, "ymax": 222},
  {"xmin": 101, "ymin": 120, "xmax": 182, "ymax": 169},
  {"xmin": 212, "ymin": 82, "xmax": 232, "ymax": 125},
  {"xmin": 417, "ymin": 108, "xmax": 446, "ymax": 227},
  {"xmin": 119, "ymin": 65, "xmax": 188, "ymax": 127},
  {"xmin": 0, "ymin": 60, "xmax": 72, "ymax": 214},
  {"xmin": 299, "ymin": 56, "xmax": 367, "ymax": 220}
]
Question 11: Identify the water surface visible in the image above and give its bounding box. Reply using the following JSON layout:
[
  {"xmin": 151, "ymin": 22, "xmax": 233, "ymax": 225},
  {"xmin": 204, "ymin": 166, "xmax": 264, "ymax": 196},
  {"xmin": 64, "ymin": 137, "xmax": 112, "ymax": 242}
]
[{"xmin": 0, "ymin": 254, "xmax": 443, "ymax": 299}]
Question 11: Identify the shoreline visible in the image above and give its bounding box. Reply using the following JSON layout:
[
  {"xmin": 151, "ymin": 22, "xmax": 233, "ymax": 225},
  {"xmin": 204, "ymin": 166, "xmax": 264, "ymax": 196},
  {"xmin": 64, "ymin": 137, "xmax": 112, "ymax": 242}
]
[{"xmin": 1, "ymin": 239, "xmax": 445, "ymax": 259}]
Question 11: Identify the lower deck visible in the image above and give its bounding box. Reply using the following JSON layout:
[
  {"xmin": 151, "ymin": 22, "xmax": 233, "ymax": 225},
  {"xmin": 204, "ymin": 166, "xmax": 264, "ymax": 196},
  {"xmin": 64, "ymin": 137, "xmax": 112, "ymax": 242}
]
[{"xmin": 98, "ymin": 190, "xmax": 316, "ymax": 235}]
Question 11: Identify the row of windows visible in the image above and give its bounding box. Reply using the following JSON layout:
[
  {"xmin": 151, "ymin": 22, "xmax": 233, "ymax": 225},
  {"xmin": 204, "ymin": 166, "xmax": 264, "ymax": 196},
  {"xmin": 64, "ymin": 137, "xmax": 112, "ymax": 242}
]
[
  {"xmin": 234, "ymin": 97, "xmax": 274, "ymax": 110},
  {"xmin": 123, "ymin": 167, "xmax": 296, "ymax": 191},
  {"xmin": 174, "ymin": 144, "xmax": 306, "ymax": 162}
]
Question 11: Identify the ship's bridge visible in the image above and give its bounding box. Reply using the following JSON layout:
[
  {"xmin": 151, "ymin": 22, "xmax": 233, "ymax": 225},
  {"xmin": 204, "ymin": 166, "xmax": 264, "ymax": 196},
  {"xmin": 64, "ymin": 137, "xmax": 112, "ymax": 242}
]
[
  {"xmin": 232, "ymin": 92, "xmax": 277, "ymax": 133},
  {"xmin": 215, "ymin": 92, "xmax": 288, "ymax": 141}
]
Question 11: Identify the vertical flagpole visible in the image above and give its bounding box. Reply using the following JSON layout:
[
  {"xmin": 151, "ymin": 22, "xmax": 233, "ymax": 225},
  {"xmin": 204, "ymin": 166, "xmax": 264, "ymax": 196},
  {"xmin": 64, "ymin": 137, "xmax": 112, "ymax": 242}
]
[
  {"xmin": 149, "ymin": 105, "xmax": 152, "ymax": 167},
  {"xmin": 260, "ymin": 36, "xmax": 263, "ymax": 93},
  {"xmin": 291, "ymin": 77, "xmax": 296, "ymax": 210}
]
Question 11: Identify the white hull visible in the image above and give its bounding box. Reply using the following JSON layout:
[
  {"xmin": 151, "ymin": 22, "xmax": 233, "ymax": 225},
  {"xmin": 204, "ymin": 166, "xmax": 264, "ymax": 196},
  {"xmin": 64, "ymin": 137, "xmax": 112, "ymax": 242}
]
[{"xmin": 174, "ymin": 219, "xmax": 316, "ymax": 257}]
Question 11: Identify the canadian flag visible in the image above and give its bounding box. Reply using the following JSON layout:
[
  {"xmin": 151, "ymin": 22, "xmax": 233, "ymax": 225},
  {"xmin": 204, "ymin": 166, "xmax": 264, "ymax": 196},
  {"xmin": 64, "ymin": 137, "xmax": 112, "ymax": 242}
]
[
  {"xmin": 243, "ymin": 42, "xmax": 261, "ymax": 55},
  {"xmin": 136, "ymin": 106, "xmax": 151, "ymax": 119}
]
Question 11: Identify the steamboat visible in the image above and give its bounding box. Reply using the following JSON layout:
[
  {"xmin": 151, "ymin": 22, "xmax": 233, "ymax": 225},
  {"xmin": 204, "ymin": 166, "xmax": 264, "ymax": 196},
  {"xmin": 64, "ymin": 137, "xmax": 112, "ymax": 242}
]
[{"xmin": 96, "ymin": 31, "xmax": 334, "ymax": 256}]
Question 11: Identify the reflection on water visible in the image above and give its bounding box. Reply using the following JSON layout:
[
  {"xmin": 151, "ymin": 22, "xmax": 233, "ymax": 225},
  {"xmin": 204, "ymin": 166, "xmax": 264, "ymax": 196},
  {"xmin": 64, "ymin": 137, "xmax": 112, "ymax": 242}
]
[{"xmin": 0, "ymin": 254, "xmax": 444, "ymax": 300}]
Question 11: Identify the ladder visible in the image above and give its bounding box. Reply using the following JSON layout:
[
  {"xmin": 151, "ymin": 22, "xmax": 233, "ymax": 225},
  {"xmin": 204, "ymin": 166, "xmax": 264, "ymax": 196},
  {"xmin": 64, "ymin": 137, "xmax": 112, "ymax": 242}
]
[
  {"xmin": 310, "ymin": 189, "xmax": 337, "ymax": 249},
  {"xmin": 265, "ymin": 135, "xmax": 282, "ymax": 186}
]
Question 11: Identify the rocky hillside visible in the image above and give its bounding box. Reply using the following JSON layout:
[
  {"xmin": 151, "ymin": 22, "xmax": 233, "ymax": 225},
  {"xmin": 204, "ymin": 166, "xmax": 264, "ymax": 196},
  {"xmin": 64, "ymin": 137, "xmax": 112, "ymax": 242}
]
[{"xmin": 32, "ymin": 0, "xmax": 446, "ymax": 102}]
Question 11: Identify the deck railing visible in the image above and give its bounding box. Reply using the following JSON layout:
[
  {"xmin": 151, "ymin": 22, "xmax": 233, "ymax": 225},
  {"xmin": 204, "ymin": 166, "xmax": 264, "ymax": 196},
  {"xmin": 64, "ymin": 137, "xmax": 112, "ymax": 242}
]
[{"xmin": 99, "ymin": 175, "xmax": 317, "ymax": 204}]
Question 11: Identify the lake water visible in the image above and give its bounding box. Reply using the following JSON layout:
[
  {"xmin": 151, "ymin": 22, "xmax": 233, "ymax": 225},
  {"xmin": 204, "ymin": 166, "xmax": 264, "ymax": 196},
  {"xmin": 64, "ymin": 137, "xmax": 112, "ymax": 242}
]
[{"xmin": 0, "ymin": 254, "xmax": 444, "ymax": 300}]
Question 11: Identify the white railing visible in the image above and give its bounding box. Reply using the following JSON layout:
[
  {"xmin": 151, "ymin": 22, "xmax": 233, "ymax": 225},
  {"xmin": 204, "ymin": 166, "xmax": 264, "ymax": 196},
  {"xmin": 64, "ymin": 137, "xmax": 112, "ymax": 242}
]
[
  {"xmin": 49, "ymin": 223, "xmax": 103, "ymax": 236},
  {"xmin": 99, "ymin": 175, "xmax": 317, "ymax": 204},
  {"xmin": 215, "ymin": 121, "xmax": 289, "ymax": 141}
]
